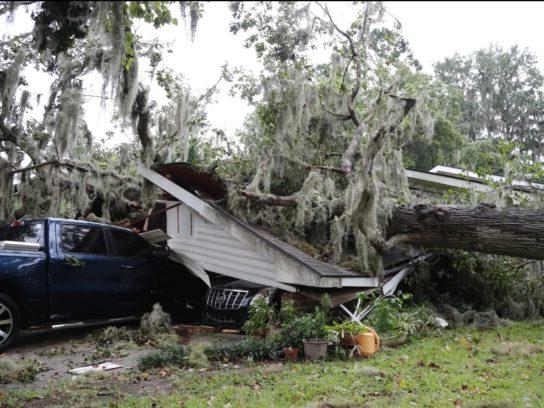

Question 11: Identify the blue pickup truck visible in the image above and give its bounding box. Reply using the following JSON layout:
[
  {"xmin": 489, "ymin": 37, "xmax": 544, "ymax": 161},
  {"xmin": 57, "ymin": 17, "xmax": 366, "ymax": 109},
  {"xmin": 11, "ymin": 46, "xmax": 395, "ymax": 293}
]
[{"xmin": 0, "ymin": 218, "xmax": 203, "ymax": 351}]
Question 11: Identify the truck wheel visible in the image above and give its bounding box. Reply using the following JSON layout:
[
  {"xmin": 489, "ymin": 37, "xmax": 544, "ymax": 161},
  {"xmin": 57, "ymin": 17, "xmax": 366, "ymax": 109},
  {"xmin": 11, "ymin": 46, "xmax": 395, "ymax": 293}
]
[{"xmin": 0, "ymin": 294, "xmax": 21, "ymax": 352}]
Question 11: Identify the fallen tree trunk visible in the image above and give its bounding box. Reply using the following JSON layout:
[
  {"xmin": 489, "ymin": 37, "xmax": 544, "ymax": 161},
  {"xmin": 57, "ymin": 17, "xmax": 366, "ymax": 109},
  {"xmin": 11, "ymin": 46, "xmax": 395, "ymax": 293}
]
[{"xmin": 387, "ymin": 203, "xmax": 544, "ymax": 260}]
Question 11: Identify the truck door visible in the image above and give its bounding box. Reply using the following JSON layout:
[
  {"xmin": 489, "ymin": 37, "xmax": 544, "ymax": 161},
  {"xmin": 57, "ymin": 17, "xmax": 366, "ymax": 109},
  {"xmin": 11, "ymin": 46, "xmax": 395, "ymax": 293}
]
[
  {"xmin": 106, "ymin": 228, "xmax": 162, "ymax": 316},
  {"xmin": 48, "ymin": 222, "xmax": 123, "ymax": 322}
]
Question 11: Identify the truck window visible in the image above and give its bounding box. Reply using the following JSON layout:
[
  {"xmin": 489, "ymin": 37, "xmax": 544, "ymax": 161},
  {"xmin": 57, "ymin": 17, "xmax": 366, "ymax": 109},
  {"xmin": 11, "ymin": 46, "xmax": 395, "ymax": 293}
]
[
  {"xmin": 110, "ymin": 229, "xmax": 150, "ymax": 256},
  {"xmin": 0, "ymin": 221, "xmax": 43, "ymax": 245},
  {"xmin": 61, "ymin": 224, "xmax": 107, "ymax": 255}
]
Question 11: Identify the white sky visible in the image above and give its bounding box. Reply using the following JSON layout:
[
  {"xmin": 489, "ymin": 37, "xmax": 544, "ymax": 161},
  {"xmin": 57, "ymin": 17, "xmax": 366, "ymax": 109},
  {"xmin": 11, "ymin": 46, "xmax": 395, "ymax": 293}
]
[
  {"xmin": 3, "ymin": 1, "xmax": 544, "ymax": 147},
  {"xmin": 386, "ymin": 1, "xmax": 544, "ymax": 72}
]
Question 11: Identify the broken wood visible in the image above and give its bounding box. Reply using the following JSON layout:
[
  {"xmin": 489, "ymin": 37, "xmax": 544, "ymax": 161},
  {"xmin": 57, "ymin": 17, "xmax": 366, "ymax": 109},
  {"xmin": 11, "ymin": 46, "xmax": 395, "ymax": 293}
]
[
  {"xmin": 387, "ymin": 203, "xmax": 544, "ymax": 260},
  {"xmin": 118, "ymin": 202, "xmax": 182, "ymax": 228}
]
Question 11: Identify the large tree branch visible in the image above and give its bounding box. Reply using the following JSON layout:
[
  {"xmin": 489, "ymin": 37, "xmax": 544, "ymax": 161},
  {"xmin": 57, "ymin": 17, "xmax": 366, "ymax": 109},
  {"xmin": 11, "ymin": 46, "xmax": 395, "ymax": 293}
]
[
  {"xmin": 387, "ymin": 202, "xmax": 544, "ymax": 260},
  {"xmin": 239, "ymin": 189, "xmax": 297, "ymax": 207},
  {"xmin": 343, "ymin": 92, "xmax": 415, "ymax": 174},
  {"xmin": 8, "ymin": 159, "xmax": 137, "ymax": 184},
  {"xmin": 361, "ymin": 95, "xmax": 416, "ymax": 174},
  {"xmin": 315, "ymin": 1, "xmax": 369, "ymax": 128},
  {"xmin": 340, "ymin": 89, "xmax": 389, "ymax": 173},
  {"xmin": 7, "ymin": 159, "xmax": 59, "ymax": 175},
  {"xmin": 279, "ymin": 155, "xmax": 346, "ymax": 175}
]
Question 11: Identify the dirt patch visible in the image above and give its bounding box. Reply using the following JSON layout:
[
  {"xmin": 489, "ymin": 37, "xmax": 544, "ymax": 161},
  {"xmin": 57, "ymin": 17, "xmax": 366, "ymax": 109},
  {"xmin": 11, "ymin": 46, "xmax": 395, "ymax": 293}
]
[
  {"xmin": 1, "ymin": 325, "xmax": 163, "ymax": 391},
  {"xmin": 1, "ymin": 324, "xmax": 244, "ymax": 393},
  {"xmin": 120, "ymin": 375, "xmax": 175, "ymax": 396},
  {"xmin": 490, "ymin": 341, "xmax": 544, "ymax": 356}
]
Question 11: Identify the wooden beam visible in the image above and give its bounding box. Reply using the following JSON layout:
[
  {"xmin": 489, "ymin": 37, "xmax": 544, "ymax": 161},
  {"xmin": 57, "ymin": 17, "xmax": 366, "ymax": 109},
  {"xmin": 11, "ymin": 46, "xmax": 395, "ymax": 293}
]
[{"xmin": 137, "ymin": 163, "xmax": 210, "ymax": 214}]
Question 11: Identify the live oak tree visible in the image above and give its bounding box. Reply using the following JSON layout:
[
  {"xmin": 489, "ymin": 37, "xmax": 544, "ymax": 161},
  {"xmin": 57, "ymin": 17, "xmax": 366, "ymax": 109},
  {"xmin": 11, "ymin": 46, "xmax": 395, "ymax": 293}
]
[
  {"xmin": 0, "ymin": 1, "xmax": 211, "ymax": 221},
  {"xmin": 225, "ymin": 2, "xmax": 434, "ymax": 276},
  {"xmin": 224, "ymin": 2, "xmax": 544, "ymax": 276}
]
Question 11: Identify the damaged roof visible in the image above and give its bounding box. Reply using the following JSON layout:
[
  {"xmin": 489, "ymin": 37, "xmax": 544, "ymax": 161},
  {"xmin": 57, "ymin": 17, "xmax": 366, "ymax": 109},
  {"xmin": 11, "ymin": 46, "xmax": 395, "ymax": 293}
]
[
  {"xmin": 146, "ymin": 162, "xmax": 414, "ymax": 280},
  {"xmin": 208, "ymin": 202, "xmax": 359, "ymax": 278},
  {"xmin": 152, "ymin": 162, "xmax": 228, "ymax": 201}
]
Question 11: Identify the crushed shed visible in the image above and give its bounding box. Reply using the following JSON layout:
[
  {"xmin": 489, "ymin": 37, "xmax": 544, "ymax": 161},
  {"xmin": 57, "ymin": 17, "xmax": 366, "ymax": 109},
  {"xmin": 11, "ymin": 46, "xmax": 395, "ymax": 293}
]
[{"xmin": 138, "ymin": 162, "xmax": 418, "ymax": 292}]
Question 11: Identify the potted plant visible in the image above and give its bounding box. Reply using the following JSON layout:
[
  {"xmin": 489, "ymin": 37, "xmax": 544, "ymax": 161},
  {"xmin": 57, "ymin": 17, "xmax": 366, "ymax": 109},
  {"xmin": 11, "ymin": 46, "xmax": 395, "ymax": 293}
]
[
  {"xmin": 364, "ymin": 293, "xmax": 438, "ymax": 347},
  {"xmin": 282, "ymin": 346, "xmax": 300, "ymax": 362},
  {"xmin": 301, "ymin": 299, "xmax": 330, "ymax": 360},
  {"xmin": 242, "ymin": 297, "xmax": 276, "ymax": 338},
  {"xmin": 327, "ymin": 321, "xmax": 369, "ymax": 347}
]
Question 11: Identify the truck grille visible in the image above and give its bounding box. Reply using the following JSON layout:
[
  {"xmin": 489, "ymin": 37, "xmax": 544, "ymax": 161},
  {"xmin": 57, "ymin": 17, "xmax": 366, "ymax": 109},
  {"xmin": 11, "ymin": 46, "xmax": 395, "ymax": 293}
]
[{"xmin": 206, "ymin": 288, "xmax": 249, "ymax": 310}]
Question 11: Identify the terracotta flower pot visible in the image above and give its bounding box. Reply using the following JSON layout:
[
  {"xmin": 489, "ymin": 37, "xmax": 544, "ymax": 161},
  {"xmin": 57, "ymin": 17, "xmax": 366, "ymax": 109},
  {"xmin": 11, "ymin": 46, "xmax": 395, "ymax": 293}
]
[
  {"xmin": 303, "ymin": 339, "xmax": 328, "ymax": 360},
  {"xmin": 282, "ymin": 347, "xmax": 300, "ymax": 362}
]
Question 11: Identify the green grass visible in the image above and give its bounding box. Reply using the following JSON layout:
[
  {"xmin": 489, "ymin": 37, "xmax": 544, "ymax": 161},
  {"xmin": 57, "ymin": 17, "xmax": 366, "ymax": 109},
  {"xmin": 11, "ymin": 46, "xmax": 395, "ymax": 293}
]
[{"xmin": 2, "ymin": 321, "xmax": 543, "ymax": 407}]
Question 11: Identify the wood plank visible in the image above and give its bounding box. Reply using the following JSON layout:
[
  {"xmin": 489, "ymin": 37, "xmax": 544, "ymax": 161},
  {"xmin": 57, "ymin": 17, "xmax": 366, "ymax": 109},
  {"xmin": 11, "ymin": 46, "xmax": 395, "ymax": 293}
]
[
  {"xmin": 139, "ymin": 229, "xmax": 171, "ymax": 244},
  {"xmin": 137, "ymin": 164, "xmax": 209, "ymax": 214}
]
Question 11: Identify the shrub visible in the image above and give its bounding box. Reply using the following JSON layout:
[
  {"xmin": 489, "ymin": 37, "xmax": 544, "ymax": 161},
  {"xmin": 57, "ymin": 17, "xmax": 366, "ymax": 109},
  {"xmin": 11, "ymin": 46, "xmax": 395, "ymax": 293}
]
[
  {"xmin": 0, "ymin": 357, "xmax": 45, "ymax": 384},
  {"xmin": 362, "ymin": 293, "xmax": 408, "ymax": 336},
  {"xmin": 242, "ymin": 297, "xmax": 276, "ymax": 336},
  {"xmin": 356, "ymin": 292, "xmax": 441, "ymax": 337},
  {"xmin": 204, "ymin": 337, "xmax": 282, "ymax": 362},
  {"xmin": 138, "ymin": 344, "xmax": 191, "ymax": 371},
  {"xmin": 140, "ymin": 303, "xmax": 172, "ymax": 335},
  {"xmin": 397, "ymin": 305, "xmax": 442, "ymax": 336},
  {"xmin": 402, "ymin": 250, "xmax": 544, "ymax": 319}
]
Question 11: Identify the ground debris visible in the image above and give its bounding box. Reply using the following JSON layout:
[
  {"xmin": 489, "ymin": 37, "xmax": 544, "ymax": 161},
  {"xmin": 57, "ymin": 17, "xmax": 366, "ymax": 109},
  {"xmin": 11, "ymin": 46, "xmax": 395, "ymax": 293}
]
[
  {"xmin": 0, "ymin": 357, "xmax": 45, "ymax": 384},
  {"xmin": 473, "ymin": 311, "xmax": 500, "ymax": 330},
  {"xmin": 140, "ymin": 303, "xmax": 172, "ymax": 334},
  {"xmin": 68, "ymin": 362, "xmax": 122, "ymax": 375},
  {"xmin": 352, "ymin": 364, "xmax": 382, "ymax": 376}
]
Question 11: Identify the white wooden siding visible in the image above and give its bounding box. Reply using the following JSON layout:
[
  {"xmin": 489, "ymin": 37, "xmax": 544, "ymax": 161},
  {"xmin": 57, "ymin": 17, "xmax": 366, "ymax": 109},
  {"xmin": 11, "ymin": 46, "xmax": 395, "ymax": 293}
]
[{"xmin": 162, "ymin": 200, "xmax": 294, "ymax": 291}]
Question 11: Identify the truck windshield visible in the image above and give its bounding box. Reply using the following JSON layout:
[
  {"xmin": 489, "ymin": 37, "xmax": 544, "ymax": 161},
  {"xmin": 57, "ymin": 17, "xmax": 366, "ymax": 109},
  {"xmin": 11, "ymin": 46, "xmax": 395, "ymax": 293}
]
[{"xmin": 0, "ymin": 220, "xmax": 44, "ymax": 245}]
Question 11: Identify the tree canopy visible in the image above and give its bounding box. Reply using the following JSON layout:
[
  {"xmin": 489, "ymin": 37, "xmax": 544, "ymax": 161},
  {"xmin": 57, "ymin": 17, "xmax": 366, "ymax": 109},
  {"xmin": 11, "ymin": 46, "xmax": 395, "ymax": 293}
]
[{"xmin": 2, "ymin": 1, "xmax": 544, "ymax": 277}]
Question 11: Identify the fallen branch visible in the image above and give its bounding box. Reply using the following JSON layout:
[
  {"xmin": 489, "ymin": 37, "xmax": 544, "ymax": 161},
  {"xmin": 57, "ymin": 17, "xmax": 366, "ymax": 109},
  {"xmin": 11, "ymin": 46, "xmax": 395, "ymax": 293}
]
[
  {"xmin": 386, "ymin": 203, "xmax": 544, "ymax": 260},
  {"xmin": 239, "ymin": 189, "xmax": 297, "ymax": 207}
]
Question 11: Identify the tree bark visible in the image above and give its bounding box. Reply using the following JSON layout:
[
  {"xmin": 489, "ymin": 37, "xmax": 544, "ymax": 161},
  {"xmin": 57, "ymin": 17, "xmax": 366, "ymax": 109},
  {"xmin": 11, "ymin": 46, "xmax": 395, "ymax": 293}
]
[{"xmin": 387, "ymin": 203, "xmax": 544, "ymax": 260}]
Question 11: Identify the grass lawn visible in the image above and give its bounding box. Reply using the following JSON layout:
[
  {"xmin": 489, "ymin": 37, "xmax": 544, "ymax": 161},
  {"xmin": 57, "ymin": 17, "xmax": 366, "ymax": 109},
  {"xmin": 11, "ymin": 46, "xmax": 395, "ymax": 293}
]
[{"xmin": 2, "ymin": 321, "xmax": 543, "ymax": 407}]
